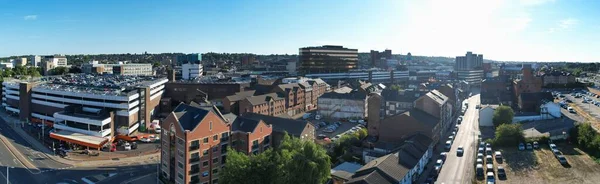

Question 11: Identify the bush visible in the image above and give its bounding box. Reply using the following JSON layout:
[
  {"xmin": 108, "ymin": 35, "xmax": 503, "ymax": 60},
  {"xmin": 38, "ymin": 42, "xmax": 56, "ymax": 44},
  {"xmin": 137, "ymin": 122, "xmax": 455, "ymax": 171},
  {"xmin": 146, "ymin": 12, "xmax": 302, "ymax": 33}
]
[
  {"xmin": 572, "ymin": 123, "xmax": 600, "ymax": 158},
  {"xmin": 493, "ymin": 124, "xmax": 525, "ymax": 147}
]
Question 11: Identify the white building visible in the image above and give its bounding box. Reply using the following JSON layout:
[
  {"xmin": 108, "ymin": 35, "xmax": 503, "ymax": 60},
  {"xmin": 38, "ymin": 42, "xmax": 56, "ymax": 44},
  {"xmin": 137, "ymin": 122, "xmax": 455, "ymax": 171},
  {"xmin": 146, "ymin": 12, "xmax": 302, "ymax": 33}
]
[
  {"xmin": 82, "ymin": 61, "xmax": 152, "ymax": 76},
  {"xmin": 31, "ymin": 55, "xmax": 42, "ymax": 67},
  {"xmin": 479, "ymin": 105, "xmax": 498, "ymax": 127},
  {"xmin": 181, "ymin": 63, "xmax": 203, "ymax": 80},
  {"xmin": 317, "ymin": 90, "xmax": 367, "ymax": 120},
  {"xmin": 44, "ymin": 55, "xmax": 68, "ymax": 67},
  {"xmin": 0, "ymin": 62, "xmax": 14, "ymax": 69}
]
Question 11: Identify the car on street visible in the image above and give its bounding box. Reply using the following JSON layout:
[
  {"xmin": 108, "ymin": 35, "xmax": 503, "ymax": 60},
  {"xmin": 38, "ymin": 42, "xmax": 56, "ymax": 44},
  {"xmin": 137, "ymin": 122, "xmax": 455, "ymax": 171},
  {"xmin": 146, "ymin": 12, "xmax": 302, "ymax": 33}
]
[
  {"xmin": 457, "ymin": 116, "xmax": 463, "ymax": 124},
  {"xmin": 140, "ymin": 137, "xmax": 152, "ymax": 143},
  {"xmin": 124, "ymin": 142, "xmax": 131, "ymax": 150},
  {"xmin": 434, "ymin": 159, "xmax": 444, "ymax": 171},
  {"xmin": 440, "ymin": 152, "xmax": 448, "ymax": 161},
  {"xmin": 533, "ymin": 141, "xmax": 539, "ymax": 149},
  {"xmin": 518, "ymin": 143, "xmax": 525, "ymax": 150},
  {"xmin": 449, "ymin": 135, "xmax": 454, "ymax": 141},
  {"xmin": 445, "ymin": 141, "xmax": 452, "ymax": 150},
  {"xmin": 558, "ymin": 155, "xmax": 569, "ymax": 165},
  {"xmin": 452, "ymin": 131, "xmax": 456, "ymax": 136},
  {"xmin": 487, "ymin": 172, "xmax": 496, "ymax": 184},
  {"xmin": 497, "ymin": 166, "xmax": 506, "ymax": 179},
  {"xmin": 317, "ymin": 134, "xmax": 327, "ymax": 140},
  {"xmin": 457, "ymin": 146, "xmax": 464, "ymax": 156}
]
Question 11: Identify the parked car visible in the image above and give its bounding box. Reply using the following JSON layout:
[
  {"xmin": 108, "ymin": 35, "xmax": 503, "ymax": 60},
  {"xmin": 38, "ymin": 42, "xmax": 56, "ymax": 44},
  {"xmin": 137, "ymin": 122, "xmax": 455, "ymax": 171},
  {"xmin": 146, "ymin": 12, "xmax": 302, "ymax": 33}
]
[
  {"xmin": 457, "ymin": 116, "xmax": 463, "ymax": 124},
  {"xmin": 478, "ymin": 147, "xmax": 484, "ymax": 154},
  {"xmin": 445, "ymin": 141, "xmax": 452, "ymax": 150},
  {"xmin": 526, "ymin": 143, "xmax": 533, "ymax": 150},
  {"xmin": 533, "ymin": 141, "xmax": 539, "ymax": 149},
  {"xmin": 487, "ymin": 172, "xmax": 496, "ymax": 184},
  {"xmin": 495, "ymin": 151, "xmax": 503, "ymax": 162},
  {"xmin": 140, "ymin": 137, "xmax": 152, "ymax": 143},
  {"xmin": 518, "ymin": 143, "xmax": 525, "ymax": 151},
  {"xmin": 457, "ymin": 146, "xmax": 464, "ymax": 156},
  {"xmin": 476, "ymin": 164, "xmax": 484, "ymax": 177},
  {"xmin": 486, "ymin": 149, "xmax": 493, "ymax": 156},
  {"xmin": 486, "ymin": 164, "xmax": 494, "ymax": 173},
  {"xmin": 486, "ymin": 155, "xmax": 493, "ymax": 164},
  {"xmin": 434, "ymin": 159, "xmax": 444, "ymax": 171},
  {"xmin": 124, "ymin": 142, "xmax": 131, "ymax": 151},
  {"xmin": 557, "ymin": 155, "xmax": 569, "ymax": 165},
  {"xmin": 552, "ymin": 149, "xmax": 562, "ymax": 157},
  {"xmin": 317, "ymin": 134, "xmax": 327, "ymax": 140},
  {"xmin": 497, "ymin": 166, "xmax": 506, "ymax": 179},
  {"xmin": 449, "ymin": 135, "xmax": 454, "ymax": 141},
  {"xmin": 550, "ymin": 143, "xmax": 558, "ymax": 150},
  {"xmin": 477, "ymin": 153, "xmax": 484, "ymax": 161},
  {"xmin": 440, "ymin": 152, "xmax": 448, "ymax": 161},
  {"xmin": 477, "ymin": 158, "xmax": 483, "ymax": 165}
]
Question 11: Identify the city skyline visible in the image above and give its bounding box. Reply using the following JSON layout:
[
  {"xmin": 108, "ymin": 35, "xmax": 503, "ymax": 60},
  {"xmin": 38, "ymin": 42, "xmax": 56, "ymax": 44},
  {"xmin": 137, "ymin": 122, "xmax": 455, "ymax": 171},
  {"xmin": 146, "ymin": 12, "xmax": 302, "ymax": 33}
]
[{"xmin": 1, "ymin": 0, "xmax": 599, "ymax": 62}]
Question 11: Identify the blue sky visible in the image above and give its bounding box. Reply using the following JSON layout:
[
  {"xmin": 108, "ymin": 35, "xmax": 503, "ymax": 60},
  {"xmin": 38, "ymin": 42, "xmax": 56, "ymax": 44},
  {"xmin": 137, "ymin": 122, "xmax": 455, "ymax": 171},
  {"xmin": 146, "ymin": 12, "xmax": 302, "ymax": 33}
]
[{"xmin": 0, "ymin": 0, "xmax": 599, "ymax": 62}]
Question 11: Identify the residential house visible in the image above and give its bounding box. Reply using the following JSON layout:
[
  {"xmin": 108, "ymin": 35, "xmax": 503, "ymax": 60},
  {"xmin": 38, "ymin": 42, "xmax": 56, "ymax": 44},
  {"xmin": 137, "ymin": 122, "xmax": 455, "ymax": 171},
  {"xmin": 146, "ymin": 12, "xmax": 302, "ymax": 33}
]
[
  {"xmin": 380, "ymin": 89, "xmax": 421, "ymax": 117},
  {"xmin": 348, "ymin": 134, "xmax": 433, "ymax": 184},
  {"xmin": 414, "ymin": 90, "xmax": 451, "ymax": 136},
  {"xmin": 222, "ymin": 90, "xmax": 257, "ymax": 115},
  {"xmin": 238, "ymin": 93, "xmax": 286, "ymax": 116},
  {"xmin": 330, "ymin": 162, "xmax": 363, "ymax": 184},
  {"xmin": 541, "ymin": 71, "xmax": 576, "ymax": 86},
  {"xmin": 478, "ymin": 105, "xmax": 499, "ymax": 127},
  {"xmin": 272, "ymin": 83, "xmax": 305, "ymax": 117},
  {"xmin": 481, "ymin": 76, "xmax": 513, "ymax": 105},
  {"xmin": 240, "ymin": 113, "xmax": 316, "ymax": 147},
  {"xmin": 377, "ymin": 109, "xmax": 441, "ymax": 144}
]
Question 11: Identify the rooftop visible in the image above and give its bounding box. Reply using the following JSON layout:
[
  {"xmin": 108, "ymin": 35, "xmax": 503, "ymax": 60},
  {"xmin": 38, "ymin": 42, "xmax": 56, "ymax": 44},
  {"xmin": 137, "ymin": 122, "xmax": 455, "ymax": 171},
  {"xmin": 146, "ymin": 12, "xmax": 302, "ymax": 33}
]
[
  {"xmin": 6, "ymin": 74, "xmax": 166, "ymax": 96},
  {"xmin": 241, "ymin": 113, "xmax": 311, "ymax": 137}
]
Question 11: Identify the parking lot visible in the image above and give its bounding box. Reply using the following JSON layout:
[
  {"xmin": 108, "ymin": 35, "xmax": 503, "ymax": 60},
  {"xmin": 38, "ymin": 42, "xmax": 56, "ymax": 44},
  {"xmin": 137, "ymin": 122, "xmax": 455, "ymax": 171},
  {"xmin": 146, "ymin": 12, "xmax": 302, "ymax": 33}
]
[
  {"xmin": 481, "ymin": 143, "xmax": 600, "ymax": 184},
  {"xmin": 563, "ymin": 92, "xmax": 600, "ymax": 130},
  {"xmin": 313, "ymin": 119, "xmax": 363, "ymax": 142}
]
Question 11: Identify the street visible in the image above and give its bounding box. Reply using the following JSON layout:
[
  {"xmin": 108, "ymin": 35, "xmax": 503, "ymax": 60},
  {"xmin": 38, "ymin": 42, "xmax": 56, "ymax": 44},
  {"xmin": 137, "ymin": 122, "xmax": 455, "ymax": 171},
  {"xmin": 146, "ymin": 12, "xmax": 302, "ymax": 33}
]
[
  {"xmin": 436, "ymin": 94, "xmax": 480, "ymax": 184},
  {"xmin": 0, "ymin": 117, "xmax": 159, "ymax": 184}
]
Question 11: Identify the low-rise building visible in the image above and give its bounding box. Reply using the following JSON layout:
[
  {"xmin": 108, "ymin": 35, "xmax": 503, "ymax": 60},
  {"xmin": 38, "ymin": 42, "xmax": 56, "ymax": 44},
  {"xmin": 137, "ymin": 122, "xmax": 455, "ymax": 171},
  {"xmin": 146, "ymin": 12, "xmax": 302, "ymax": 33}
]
[
  {"xmin": 318, "ymin": 90, "xmax": 368, "ymax": 120},
  {"xmin": 272, "ymin": 83, "xmax": 305, "ymax": 116},
  {"xmin": 241, "ymin": 113, "xmax": 316, "ymax": 146},
  {"xmin": 82, "ymin": 61, "xmax": 153, "ymax": 76},
  {"xmin": 349, "ymin": 134, "xmax": 433, "ymax": 184},
  {"xmin": 3, "ymin": 74, "xmax": 167, "ymax": 149},
  {"xmin": 160, "ymin": 103, "xmax": 272, "ymax": 184},
  {"xmin": 380, "ymin": 89, "xmax": 421, "ymax": 117},
  {"xmin": 541, "ymin": 71, "xmax": 576, "ymax": 86},
  {"xmin": 238, "ymin": 93, "xmax": 286, "ymax": 117},
  {"xmin": 414, "ymin": 90, "xmax": 451, "ymax": 136},
  {"xmin": 330, "ymin": 162, "xmax": 363, "ymax": 184}
]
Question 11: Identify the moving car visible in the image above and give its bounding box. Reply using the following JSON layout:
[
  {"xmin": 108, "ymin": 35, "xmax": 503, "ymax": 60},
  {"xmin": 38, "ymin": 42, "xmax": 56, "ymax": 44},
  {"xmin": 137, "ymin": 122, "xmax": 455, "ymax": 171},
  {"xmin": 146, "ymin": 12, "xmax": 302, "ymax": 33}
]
[{"xmin": 457, "ymin": 146, "xmax": 464, "ymax": 156}]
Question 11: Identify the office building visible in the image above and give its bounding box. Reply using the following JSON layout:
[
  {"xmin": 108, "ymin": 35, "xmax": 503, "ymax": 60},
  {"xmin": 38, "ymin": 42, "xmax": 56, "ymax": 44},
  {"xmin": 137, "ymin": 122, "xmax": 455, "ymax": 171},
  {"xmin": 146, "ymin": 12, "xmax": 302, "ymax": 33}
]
[
  {"xmin": 11, "ymin": 58, "xmax": 27, "ymax": 67},
  {"xmin": 2, "ymin": 74, "xmax": 168, "ymax": 149},
  {"xmin": 299, "ymin": 45, "xmax": 358, "ymax": 74},
  {"xmin": 42, "ymin": 55, "xmax": 68, "ymax": 75},
  {"xmin": 370, "ymin": 49, "xmax": 392, "ymax": 67},
  {"xmin": 176, "ymin": 53, "xmax": 202, "ymax": 65},
  {"xmin": 160, "ymin": 103, "xmax": 272, "ymax": 184},
  {"xmin": 181, "ymin": 63, "xmax": 204, "ymax": 80},
  {"xmin": 305, "ymin": 70, "xmax": 409, "ymax": 84},
  {"xmin": 31, "ymin": 55, "xmax": 42, "ymax": 67},
  {"xmin": 455, "ymin": 52, "xmax": 484, "ymax": 86},
  {"xmin": 82, "ymin": 61, "xmax": 153, "ymax": 76}
]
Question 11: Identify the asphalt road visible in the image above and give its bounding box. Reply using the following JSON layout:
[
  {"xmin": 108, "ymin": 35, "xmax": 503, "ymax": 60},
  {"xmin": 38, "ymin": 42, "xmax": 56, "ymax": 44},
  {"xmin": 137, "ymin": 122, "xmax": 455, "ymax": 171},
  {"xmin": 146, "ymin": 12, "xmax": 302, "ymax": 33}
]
[
  {"xmin": 436, "ymin": 94, "xmax": 481, "ymax": 184},
  {"xmin": 0, "ymin": 128, "xmax": 39, "ymax": 184}
]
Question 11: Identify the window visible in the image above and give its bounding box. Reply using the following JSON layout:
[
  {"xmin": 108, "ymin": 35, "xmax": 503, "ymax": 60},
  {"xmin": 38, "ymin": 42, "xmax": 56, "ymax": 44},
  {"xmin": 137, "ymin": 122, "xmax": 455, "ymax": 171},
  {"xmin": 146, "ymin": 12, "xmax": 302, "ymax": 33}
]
[
  {"xmin": 177, "ymin": 161, "xmax": 184, "ymax": 169},
  {"xmin": 178, "ymin": 173, "xmax": 184, "ymax": 179},
  {"xmin": 202, "ymin": 161, "xmax": 208, "ymax": 167},
  {"xmin": 212, "ymin": 168, "xmax": 218, "ymax": 174},
  {"xmin": 213, "ymin": 135, "xmax": 218, "ymax": 141},
  {"xmin": 178, "ymin": 150, "xmax": 184, "ymax": 158},
  {"xmin": 221, "ymin": 155, "xmax": 227, "ymax": 164},
  {"xmin": 212, "ymin": 146, "xmax": 218, "ymax": 153},
  {"xmin": 212, "ymin": 179, "xmax": 218, "ymax": 184},
  {"xmin": 177, "ymin": 138, "xmax": 185, "ymax": 145},
  {"xmin": 203, "ymin": 137, "xmax": 209, "ymax": 144},
  {"xmin": 209, "ymin": 121, "xmax": 213, "ymax": 131},
  {"xmin": 213, "ymin": 157, "xmax": 219, "ymax": 163},
  {"xmin": 190, "ymin": 140, "xmax": 200, "ymax": 150},
  {"xmin": 203, "ymin": 149, "xmax": 209, "ymax": 156}
]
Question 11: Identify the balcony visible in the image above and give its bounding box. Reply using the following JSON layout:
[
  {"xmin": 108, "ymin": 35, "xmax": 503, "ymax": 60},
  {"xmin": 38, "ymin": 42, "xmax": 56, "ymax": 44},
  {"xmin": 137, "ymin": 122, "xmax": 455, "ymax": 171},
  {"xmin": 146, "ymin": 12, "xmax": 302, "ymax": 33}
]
[
  {"xmin": 189, "ymin": 157, "xmax": 200, "ymax": 163},
  {"xmin": 189, "ymin": 145, "xmax": 200, "ymax": 151},
  {"xmin": 251, "ymin": 144, "xmax": 259, "ymax": 150},
  {"xmin": 189, "ymin": 168, "xmax": 200, "ymax": 175}
]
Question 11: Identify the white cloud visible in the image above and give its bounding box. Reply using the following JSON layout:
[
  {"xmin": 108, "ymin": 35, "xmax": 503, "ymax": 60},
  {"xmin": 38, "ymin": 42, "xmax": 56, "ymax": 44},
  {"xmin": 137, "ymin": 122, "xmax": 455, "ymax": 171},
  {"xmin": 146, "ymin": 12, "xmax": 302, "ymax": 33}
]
[
  {"xmin": 519, "ymin": 0, "xmax": 556, "ymax": 6},
  {"xmin": 559, "ymin": 18, "xmax": 578, "ymax": 29},
  {"xmin": 23, "ymin": 15, "xmax": 37, "ymax": 20}
]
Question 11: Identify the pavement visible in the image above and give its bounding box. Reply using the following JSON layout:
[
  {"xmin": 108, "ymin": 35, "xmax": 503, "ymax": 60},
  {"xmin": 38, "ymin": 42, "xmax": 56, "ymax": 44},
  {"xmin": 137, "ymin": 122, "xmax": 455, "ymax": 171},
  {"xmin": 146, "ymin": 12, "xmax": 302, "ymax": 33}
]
[{"xmin": 435, "ymin": 93, "xmax": 481, "ymax": 184}]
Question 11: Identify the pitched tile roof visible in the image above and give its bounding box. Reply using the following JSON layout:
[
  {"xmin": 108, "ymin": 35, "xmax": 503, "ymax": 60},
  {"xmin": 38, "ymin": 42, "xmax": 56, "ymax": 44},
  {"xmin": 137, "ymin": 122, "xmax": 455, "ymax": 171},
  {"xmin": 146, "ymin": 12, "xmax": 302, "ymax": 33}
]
[
  {"xmin": 172, "ymin": 103, "xmax": 211, "ymax": 131},
  {"xmin": 231, "ymin": 116, "xmax": 261, "ymax": 133},
  {"xmin": 424, "ymin": 90, "xmax": 448, "ymax": 106},
  {"xmin": 241, "ymin": 113, "xmax": 311, "ymax": 137},
  {"xmin": 225, "ymin": 90, "xmax": 257, "ymax": 101},
  {"xmin": 245, "ymin": 93, "xmax": 284, "ymax": 105},
  {"xmin": 331, "ymin": 162, "xmax": 363, "ymax": 181}
]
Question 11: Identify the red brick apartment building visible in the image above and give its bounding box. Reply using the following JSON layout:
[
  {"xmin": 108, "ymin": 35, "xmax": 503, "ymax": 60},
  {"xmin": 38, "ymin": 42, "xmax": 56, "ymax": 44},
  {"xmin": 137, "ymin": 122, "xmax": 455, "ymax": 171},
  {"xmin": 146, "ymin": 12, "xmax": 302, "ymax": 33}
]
[
  {"xmin": 271, "ymin": 83, "xmax": 305, "ymax": 116},
  {"xmin": 160, "ymin": 103, "xmax": 272, "ymax": 184}
]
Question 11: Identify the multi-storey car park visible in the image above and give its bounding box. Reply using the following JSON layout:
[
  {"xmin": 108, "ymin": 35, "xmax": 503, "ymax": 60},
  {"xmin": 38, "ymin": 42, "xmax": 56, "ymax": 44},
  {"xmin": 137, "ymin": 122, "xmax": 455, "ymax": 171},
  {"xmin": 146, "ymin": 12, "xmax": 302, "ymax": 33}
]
[{"xmin": 2, "ymin": 74, "xmax": 168, "ymax": 150}]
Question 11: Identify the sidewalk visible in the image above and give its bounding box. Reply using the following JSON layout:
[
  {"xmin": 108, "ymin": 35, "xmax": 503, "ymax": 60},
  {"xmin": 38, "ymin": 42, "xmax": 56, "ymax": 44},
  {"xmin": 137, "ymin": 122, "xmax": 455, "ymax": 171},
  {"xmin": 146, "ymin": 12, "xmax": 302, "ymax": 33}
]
[{"xmin": 0, "ymin": 110, "xmax": 160, "ymax": 167}]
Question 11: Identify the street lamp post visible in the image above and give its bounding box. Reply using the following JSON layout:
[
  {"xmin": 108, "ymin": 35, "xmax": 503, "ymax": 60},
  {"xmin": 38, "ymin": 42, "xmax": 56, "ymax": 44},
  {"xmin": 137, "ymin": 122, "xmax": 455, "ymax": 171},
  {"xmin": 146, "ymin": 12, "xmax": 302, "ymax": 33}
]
[{"xmin": 7, "ymin": 166, "xmax": 13, "ymax": 184}]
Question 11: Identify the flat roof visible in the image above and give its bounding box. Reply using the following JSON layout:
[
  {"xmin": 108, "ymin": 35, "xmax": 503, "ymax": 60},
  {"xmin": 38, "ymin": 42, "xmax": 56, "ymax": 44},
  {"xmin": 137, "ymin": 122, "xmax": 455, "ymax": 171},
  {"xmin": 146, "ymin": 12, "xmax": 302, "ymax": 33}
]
[
  {"xmin": 50, "ymin": 130, "xmax": 108, "ymax": 149},
  {"xmin": 6, "ymin": 74, "xmax": 167, "ymax": 96}
]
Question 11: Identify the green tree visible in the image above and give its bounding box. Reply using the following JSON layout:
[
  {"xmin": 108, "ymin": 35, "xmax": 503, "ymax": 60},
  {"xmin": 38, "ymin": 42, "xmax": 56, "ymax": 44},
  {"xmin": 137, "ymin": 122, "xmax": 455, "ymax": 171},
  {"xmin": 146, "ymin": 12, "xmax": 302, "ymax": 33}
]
[
  {"xmin": 494, "ymin": 124, "xmax": 524, "ymax": 147},
  {"xmin": 390, "ymin": 84, "xmax": 402, "ymax": 91},
  {"xmin": 51, "ymin": 66, "xmax": 69, "ymax": 75},
  {"xmin": 152, "ymin": 61, "xmax": 161, "ymax": 68},
  {"xmin": 220, "ymin": 133, "xmax": 330, "ymax": 184},
  {"xmin": 355, "ymin": 128, "xmax": 368, "ymax": 140},
  {"xmin": 492, "ymin": 106, "xmax": 514, "ymax": 127}
]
